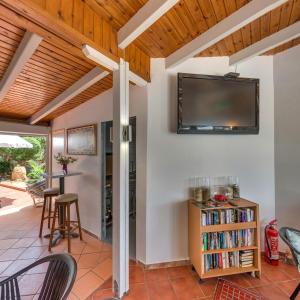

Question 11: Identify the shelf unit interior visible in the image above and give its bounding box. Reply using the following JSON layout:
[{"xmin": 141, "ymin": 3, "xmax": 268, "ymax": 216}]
[{"xmin": 188, "ymin": 198, "xmax": 261, "ymax": 280}]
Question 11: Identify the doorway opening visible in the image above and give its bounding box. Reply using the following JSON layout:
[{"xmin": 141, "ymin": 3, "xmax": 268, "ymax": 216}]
[
  {"xmin": 0, "ymin": 133, "xmax": 48, "ymax": 212},
  {"xmin": 101, "ymin": 117, "xmax": 136, "ymax": 259}
]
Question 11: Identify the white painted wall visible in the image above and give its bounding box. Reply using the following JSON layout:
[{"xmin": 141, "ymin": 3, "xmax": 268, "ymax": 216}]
[
  {"xmin": 51, "ymin": 85, "xmax": 148, "ymax": 262},
  {"xmin": 52, "ymin": 56, "xmax": 275, "ymax": 265},
  {"xmin": 145, "ymin": 57, "xmax": 275, "ymax": 264},
  {"xmin": 274, "ymin": 45, "xmax": 300, "ymax": 248}
]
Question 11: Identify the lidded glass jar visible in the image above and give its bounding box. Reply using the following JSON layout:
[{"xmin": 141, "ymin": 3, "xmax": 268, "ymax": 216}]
[
  {"xmin": 193, "ymin": 176, "xmax": 210, "ymax": 203},
  {"xmin": 228, "ymin": 176, "xmax": 240, "ymax": 199}
]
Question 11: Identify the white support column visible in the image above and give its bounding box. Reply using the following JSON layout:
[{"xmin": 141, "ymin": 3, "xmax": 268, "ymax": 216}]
[{"xmin": 112, "ymin": 58, "xmax": 130, "ymax": 298}]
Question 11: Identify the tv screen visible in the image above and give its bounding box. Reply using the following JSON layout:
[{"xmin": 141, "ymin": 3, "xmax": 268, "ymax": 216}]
[{"xmin": 177, "ymin": 73, "xmax": 259, "ymax": 134}]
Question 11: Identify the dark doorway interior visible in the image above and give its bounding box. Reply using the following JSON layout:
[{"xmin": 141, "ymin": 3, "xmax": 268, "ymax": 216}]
[{"xmin": 101, "ymin": 117, "xmax": 136, "ymax": 259}]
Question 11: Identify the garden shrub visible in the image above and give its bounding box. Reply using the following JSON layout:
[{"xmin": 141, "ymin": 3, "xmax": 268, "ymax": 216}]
[
  {"xmin": 0, "ymin": 136, "xmax": 46, "ymax": 182},
  {"xmin": 27, "ymin": 160, "xmax": 45, "ymax": 183},
  {"xmin": 0, "ymin": 157, "xmax": 11, "ymax": 179}
]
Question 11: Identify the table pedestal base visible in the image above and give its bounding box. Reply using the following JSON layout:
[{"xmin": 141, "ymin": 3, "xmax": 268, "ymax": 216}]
[{"xmin": 44, "ymin": 231, "xmax": 79, "ymax": 246}]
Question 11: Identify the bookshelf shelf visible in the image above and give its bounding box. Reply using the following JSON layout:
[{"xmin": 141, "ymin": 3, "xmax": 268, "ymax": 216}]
[
  {"xmin": 203, "ymin": 246, "xmax": 258, "ymax": 254},
  {"xmin": 201, "ymin": 266, "xmax": 259, "ymax": 279},
  {"xmin": 202, "ymin": 222, "xmax": 257, "ymax": 233},
  {"xmin": 188, "ymin": 198, "xmax": 261, "ymax": 280}
]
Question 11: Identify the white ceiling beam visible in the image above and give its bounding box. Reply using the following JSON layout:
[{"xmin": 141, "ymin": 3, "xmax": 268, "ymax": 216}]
[
  {"xmin": 118, "ymin": 0, "xmax": 179, "ymax": 49},
  {"xmin": 129, "ymin": 71, "xmax": 148, "ymax": 87},
  {"xmin": 30, "ymin": 67, "xmax": 109, "ymax": 124},
  {"xmin": 165, "ymin": 0, "xmax": 288, "ymax": 68},
  {"xmin": 0, "ymin": 31, "xmax": 42, "ymax": 102},
  {"xmin": 82, "ymin": 44, "xmax": 119, "ymax": 71},
  {"xmin": 229, "ymin": 21, "xmax": 300, "ymax": 65},
  {"xmin": 82, "ymin": 45, "xmax": 148, "ymax": 86}
]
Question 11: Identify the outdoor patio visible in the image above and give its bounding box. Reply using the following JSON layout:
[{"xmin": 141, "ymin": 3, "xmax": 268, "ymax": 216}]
[{"xmin": 0, "ymin": 184, "xmax": 32, "ymax": 215}]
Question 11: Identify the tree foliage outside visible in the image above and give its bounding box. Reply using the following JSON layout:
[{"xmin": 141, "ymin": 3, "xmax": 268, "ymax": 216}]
[{"xmin": 0, "ymin": 136, "xmax": 46, "ymax": 183}]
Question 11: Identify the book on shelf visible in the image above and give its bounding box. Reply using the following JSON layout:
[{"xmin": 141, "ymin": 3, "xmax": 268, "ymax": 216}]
[
  {"xmin": 201, "ymin": 208, "xmax": 254, "ymax": 226},
  {"xmin": 202, "ymin": 229, "xmax": 255, "ymax": 251},
  {"xmin": 202, "ymin": 250, "xmax": 255, "ymax": 272},
  {"xmin": 240, "ymin": 250, "xmax": 254, "ymax": 267},
  {"xmin": 202, "ymin": 251, "xmax": 240, "ymax": 273}
]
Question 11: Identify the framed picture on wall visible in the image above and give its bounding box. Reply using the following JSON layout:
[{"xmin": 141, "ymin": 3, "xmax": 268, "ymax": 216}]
[{"xmin": 67, "ymin": 124, "xmax": 97, "ymax": 155}]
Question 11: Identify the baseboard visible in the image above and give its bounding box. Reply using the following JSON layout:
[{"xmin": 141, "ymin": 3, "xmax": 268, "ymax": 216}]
[
  {"xmin": 137, "ymin": 251, "xmax": 292, "ymax": 270},
  {"xmin": 137, "ymin": 259, "xmax": 191, "ymax": 270},
  {"xmin": 82, "ymin": 227, "xmax": 100, "ymax": 240}
]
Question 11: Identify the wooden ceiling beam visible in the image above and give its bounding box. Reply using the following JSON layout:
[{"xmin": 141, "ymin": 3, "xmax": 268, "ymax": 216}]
[
  {"xmin": 118, "ymin": 0, "xmax": 179, "ymax": 49},
  {"xmin": 0, "ymin": 4, "xmax": 98, "ymax": 69},
  {"xmin": 30, "ymin": 67, "xmax": 109, "ymax": 124},
  {"xmin": 165, "ymin": 0, "xmax": 288, "ymax": 68},
  {"xmin": 0, "ymin": 31, "xmax": 42, "ymax": 102},
  {"xmin": 0, "ymin": 0, "xmax": 151, "ymax": 82},
  {"xmin": 0, "ymin": 120, "xmax": 50, "ymax": 135},
  {"xmin": 0, "ymin": 0, "xmax": 118, "ymax": 70},
  {"xmin": 229, "ymin": 21, "xmax": 300, "ymax": 65}
]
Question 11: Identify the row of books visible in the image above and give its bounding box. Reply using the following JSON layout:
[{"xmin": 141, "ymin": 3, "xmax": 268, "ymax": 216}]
[
  {"xmin": 201, "ymin": 208, "xmax": 255, "ymax": 226},
  {"xmin": 202, "ymin": 250, "xmax": 254, "ymax": 272},
  {"xmin": 202, "ymin": 229, "xmax": 255, "ymax": 251}
]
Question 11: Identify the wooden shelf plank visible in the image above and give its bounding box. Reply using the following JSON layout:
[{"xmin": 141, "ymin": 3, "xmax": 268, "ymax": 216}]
[
  {"xmin": 201, "ymin": 221, "xmax": 257, "ymax": 233},
  {"xmin": 203, "ymin": 246, "xmax": 258, "ymax": 254},
  {"xmin": 202, "ymin": 266, "xmax": 259, "ymax": 278}
]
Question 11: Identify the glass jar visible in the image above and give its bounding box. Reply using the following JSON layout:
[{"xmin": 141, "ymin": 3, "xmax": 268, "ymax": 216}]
[
  {"xmin": 228, "ymin": 176, "xmax": 240, "ymax": 199},
  {"xmin": 210, "ymin": 176, "xmax": 228, "ymax": 200},
  {"xmin": 193, "ymin": 176, "xmax": 210, "ymax": 203}
]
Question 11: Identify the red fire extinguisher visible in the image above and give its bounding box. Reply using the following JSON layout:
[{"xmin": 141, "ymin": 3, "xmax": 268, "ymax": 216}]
[{"xmin": 264, "ymin": 219, "xmax": 279, "ymax": 266}]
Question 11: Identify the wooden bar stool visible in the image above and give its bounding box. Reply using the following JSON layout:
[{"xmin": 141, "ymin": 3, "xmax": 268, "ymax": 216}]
[
  {"xmin": 49, "ymin": 193, "xmax": 83, "ymax": 253},
  {"xmin": 39, "ymin": 187, "xmax": 59, "ymax": 237}
]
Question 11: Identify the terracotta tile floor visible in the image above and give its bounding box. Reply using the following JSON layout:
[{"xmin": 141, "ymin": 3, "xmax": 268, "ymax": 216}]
[
  {"xmin": 1, "ymin": 187, "xmax": 300, "ymax": 300},
  {"xmin": 0, "ymin": 186, "xmax": 112, "ymax": 300},
  {"xmin": 90, "ymin": 259, "xmax": 300, "ymax": 300}
]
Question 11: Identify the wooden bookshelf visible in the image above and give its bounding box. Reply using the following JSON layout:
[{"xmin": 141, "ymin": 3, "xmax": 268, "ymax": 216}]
[{"xmin": 188, "ymin": 198, "xmax": 261, "ymax": 280}]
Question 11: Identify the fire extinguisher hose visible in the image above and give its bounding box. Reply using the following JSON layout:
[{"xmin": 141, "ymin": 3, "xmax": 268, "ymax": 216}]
[{"xmin": 265, "ymin": 225, "xmax": 272, "ymax": 260}]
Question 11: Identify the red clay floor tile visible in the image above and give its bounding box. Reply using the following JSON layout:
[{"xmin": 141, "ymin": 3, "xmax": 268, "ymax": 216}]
[{"xmin": 147, "ymin": 279, "xmax": 177, "ymax": 300}]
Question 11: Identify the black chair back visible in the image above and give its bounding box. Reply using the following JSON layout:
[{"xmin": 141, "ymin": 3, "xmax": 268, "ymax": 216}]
[
  {"xmin": 279, "ymin": 227, "xmax": 300, "ymax": 300},
  {"xmin": 0, "ymin": 254, "xmax": 77, "ymax": 300},
  {"xmin": 279, "ymin": 226, "xmax": 300, "ymax": 267}
]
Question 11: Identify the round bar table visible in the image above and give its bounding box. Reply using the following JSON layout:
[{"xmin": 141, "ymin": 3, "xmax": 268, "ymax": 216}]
[{"xmin": 42, "ymin": 171, "xmax": 82, "ymax": 246}]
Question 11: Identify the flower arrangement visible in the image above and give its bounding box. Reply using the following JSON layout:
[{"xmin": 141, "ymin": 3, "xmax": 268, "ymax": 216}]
[{"xmin": 54, "ymin": 153, "xmax": 77, "ymax": 174}]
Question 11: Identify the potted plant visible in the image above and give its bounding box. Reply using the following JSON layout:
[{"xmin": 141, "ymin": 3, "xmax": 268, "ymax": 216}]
[{"xmin": 54, "ymin": 153, "xmax": 77, "ymax": 174}]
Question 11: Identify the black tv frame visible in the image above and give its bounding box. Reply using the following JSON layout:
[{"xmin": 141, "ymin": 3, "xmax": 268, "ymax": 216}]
[{"xmin": 177, "ymin": 73, "xmax": 260, "ymax": 135}]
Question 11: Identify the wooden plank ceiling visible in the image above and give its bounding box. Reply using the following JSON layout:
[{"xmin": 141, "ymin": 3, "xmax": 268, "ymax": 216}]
[
  {"xmin": 85, "ymin": 0, "xmax": 300, "ymax": 57},
  {"xmin": 0, "ymin": 17, "xmax": 112, "ymax": 121},
  {"xmin": 28, "ymin": 0, "xmax": 150, "ymax": 81},
  {"xmin": 0, "ymin": 0, "xmax": 299, "ymax": 124}
]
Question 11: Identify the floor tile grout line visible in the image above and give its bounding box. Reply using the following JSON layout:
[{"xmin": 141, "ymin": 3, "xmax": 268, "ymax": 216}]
[
  {"xmin": 168, "ymin": 273, "xmax": 180, "ymax": 300},
  {"xmin": 276, "ymin": 284, "xmax": 292, "ymax": 297},
  {"xmin": 91, "ymin": 269, "xmax": 106, "ymax": 282}
]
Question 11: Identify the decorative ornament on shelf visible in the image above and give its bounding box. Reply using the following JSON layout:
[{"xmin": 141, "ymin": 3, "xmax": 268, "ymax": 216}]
[{"xmin": 54, "ymin": 153, "xmax": 77, "ymax": 174}]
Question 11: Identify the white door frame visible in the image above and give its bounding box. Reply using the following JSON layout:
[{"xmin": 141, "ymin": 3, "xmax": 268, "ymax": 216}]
[{"xmin": 112, "ymin": 58, "xmax": 130, "ymax": 298}]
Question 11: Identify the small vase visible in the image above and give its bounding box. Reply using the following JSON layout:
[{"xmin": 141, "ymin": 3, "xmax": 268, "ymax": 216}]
[{"xmin": 62, "ymin": 164, "xmax": 68, "ymax": 174}]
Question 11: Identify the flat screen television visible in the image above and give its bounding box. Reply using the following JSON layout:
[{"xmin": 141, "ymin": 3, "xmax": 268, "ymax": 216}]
[{"xmin": 177, "ymin": 73, "xmax": 259, "ymax": 134}]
